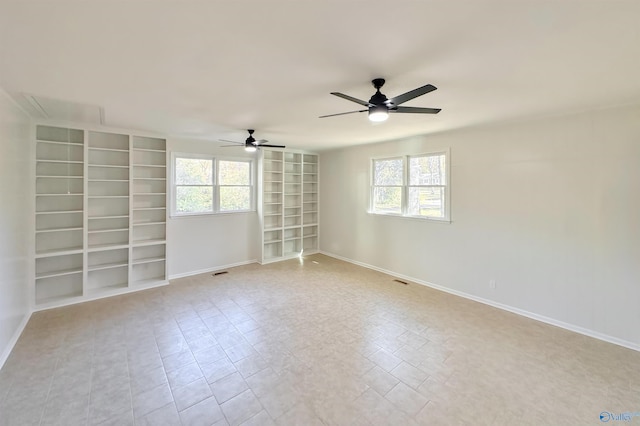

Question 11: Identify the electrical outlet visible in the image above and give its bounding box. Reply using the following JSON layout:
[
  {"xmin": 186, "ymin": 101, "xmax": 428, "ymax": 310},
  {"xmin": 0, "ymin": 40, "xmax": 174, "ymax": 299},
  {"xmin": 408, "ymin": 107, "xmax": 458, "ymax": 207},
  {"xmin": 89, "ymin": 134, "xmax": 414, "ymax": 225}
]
[{"xmin": 489, "ymin": 279, "xmax": 496, "ymax": 289}]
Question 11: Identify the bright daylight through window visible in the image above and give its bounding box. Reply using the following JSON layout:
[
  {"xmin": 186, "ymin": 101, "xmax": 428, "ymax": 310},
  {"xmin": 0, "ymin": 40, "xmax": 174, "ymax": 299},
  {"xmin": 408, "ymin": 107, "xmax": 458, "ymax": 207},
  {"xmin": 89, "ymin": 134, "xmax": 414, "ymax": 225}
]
[
  {"xmin": 173, "ymin": 155, "xmax": 253, "ymax": 216},
  {"xmin": 371, "ymin": 151, "xmax": 449, "ymax": 220}
]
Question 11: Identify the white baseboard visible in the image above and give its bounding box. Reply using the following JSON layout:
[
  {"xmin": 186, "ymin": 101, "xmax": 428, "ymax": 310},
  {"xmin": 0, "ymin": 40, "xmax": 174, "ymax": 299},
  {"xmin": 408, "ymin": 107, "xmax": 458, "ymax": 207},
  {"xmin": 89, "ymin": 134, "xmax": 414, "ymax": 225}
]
[
  {"xmin": 0, "ymin": 311, "xmax": 32, "ymax": 370},
  {"xmin": 320, "ymin": 251, "xmax": 640, "ymax": 352},
  {"xmin": 169, "ymin": 259, "xmax": 258, "ymax": 280}
]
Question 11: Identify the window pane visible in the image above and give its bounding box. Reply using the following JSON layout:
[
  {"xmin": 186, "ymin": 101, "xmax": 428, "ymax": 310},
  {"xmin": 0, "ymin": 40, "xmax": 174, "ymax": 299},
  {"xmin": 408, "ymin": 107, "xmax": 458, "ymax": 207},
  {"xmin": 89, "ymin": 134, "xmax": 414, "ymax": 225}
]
[
  {"xmin": 219, "ymin": 161, "xmax": 250, "ymax": 185},
  {"xmin": 175, "ymin": 158, "xmax": 213, "ymax": 185},
  {"xmin": 220, "ymin": 186, "xmax": 251, "ymax": 211},
  {"xmin": 408, "ymin": 187, "xmax": 445, "ymax": 218},
  {"xmin": 374, "ymin": 158, "xmax": 403, "ymax": 185},
  {"xmin": 176, "ymin": 186, "xmax": 213, "ymax": 213},
  {"xmin": 372, "ymin": 186, "xmax": 402, "ymax": 214},
  {"xmin": 409, "ymin": 155, "xmax": 446, "ymax": 185}
]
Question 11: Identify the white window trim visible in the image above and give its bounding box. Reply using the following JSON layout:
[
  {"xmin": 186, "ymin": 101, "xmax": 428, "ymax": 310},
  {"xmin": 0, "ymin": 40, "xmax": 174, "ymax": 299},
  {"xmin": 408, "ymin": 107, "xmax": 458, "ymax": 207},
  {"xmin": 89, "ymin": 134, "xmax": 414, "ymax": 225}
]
[
  {"xmin": 369, "ymin": 149, "xmax": 451, "ymax": 222},
  {"xmin": 170, "ymin": 152, "xmax": 256, "ymax": 218}
]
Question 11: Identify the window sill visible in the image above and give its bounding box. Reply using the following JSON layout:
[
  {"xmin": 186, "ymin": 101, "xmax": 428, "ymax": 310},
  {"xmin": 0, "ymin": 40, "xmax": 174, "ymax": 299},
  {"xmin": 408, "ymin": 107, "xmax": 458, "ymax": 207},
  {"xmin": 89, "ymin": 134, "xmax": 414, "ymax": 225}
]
[
  {"xmin": 367, "ymin": 211, "xmax": 451, "ymax": 224},
  {"xmin": 170, "ymin": 210, "xmax": 257, "ymax": 219}
]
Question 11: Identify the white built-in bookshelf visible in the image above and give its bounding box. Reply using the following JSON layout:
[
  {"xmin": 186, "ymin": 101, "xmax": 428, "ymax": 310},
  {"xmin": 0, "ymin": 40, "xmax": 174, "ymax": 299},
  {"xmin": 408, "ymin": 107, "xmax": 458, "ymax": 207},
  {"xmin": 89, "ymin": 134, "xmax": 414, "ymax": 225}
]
[
  {"xmin": 34, "ymin": 125, "xmax": 167, "ymax": 307},
  {"xmin": 260, "ymin": 150, "xmax": 318, "ymax": 263}
]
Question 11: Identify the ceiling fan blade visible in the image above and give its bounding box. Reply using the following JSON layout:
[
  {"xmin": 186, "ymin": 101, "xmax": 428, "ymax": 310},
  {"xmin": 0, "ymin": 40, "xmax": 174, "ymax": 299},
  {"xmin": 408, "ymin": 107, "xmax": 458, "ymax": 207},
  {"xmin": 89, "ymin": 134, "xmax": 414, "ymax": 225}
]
[
  {"xmin": 257, "ymin": 144, "xmax": 286, "ymax": 148},
  {"xmin": 319, "ymin": 109, "xmax": 368, "ymax": 118},
  {"xmin": 330, "ymin": 92, "xmax": 371, "ymax": 107},
  {"xmin": 219, "ymin": 139, "xmax": 243, "ymax": 144},
  {"xmin": 255, "ymin": 139, "xmax": 269, "ymax": 144},
  {"xmin": 220, "ymin": 145, "xmax": 241, "ymax": 147},
  {"xmin": 392, "ymin": 106, "xmax": 441, "ymax": 114},
  {"xmin": 387, "ymin": 84, "xmax": 437, "ymax": 106}
]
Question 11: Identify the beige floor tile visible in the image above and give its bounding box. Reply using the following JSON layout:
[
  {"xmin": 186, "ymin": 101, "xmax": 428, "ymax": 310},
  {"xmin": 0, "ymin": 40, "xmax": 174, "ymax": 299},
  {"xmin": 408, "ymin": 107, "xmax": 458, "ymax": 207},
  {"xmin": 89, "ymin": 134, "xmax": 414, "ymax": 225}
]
[
  {"xmin": 234, "ymin": 354, "xmax": 269, "ymax": 379},
  {"xmin": 367, "ymin": 348, "xmax": 403, "ymax": 372},
  {"xmin": 128, "ymin": 350, "xmax": 164, "ymax": 374},
  {"xmin": 201, "ymin": 356, "xmax": 238, "ymax": 385},
  {"xmin": 40, "ymin": 393, "xmax": 89, "ymax": 426},
  {"xmin": 136, "ymin": 402, "xmax": 181, "ymax": 426},
  {"xmin": 245, "ymin": 367, "xmax": 283, "ymax": 397},
  {"xmin": 354, "ymin": 387, "xmax": 395, "ymax": 416},
  {"xmin": 224, "ymin": 342, "xmax": 259, "ymax": 363},
  {"xmin": 187, "ymin": 335, "xmax": 218, "ymax": 355},
  {"xmin": 274, "ymin": 402, "xmax": 324, "ymax": 426},
  {"xmin": 94, "ymin": 409, "xmax": 135, "ymax": 426},
  {"xmin": 179, "ymin": 395, "xmax": 225, "ymax": 426},
  {"xmin": 385, "ymin": 382, "xmax": 428, "ymax": 417},
  {"xmin": 239, "ymin": 409, "xmax": 275, "ymax": 426},
  {"xmin": 162, "ymin": 347, "xmax": 197, "ymax": 373},
  {"xmin": 220, "ymin": 389, "xmax": 263, "ymax": 426},
  {"xmin": 362, "ymin": 365, "xmax": 400, "ymax": 395},
  {"xmin": 257, "ymin": 382, "xmax": 300, "ymax": 419},
  {"xmin": 211, "ymin": 371, "xmax": 249, "ymax": 404},
  {"xmin": 167, "ymin": 361, "xmax": 204, "ymax": 389},
  {"xmin": 173, "ymin": 377, "xmax": 213, "ymax": 411},
  {"xmin": 132, "ymin": 382, "xmax": 174, "ymax": 419},
  {"xmin": 390, "ymin": 361, "xmax": 429, "ymax": 390},
  {"xmin": 130, "ymin": 365, "xmax": 168, "ymax": 396},
  {"xmin": 193, "ymin": 345, "xmax": 228, "ymax": 366},
  {"xmin": 156, "ymin": 334, "xmax": 190, "ymax": 359},
  {"xmin": 88, "ymin": 391, "xmax": 132, "ymax": 426},
  {"xmin": 235, "ymin": 319, "xmax": 260, "ymax": 334}
]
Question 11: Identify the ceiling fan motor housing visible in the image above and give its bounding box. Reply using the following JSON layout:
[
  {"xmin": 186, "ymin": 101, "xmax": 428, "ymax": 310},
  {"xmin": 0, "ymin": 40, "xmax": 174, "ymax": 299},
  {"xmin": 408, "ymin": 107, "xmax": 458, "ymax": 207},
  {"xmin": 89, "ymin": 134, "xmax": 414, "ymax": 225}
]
[
  {"xmin": 246, "ymin": 129, "xmax": 256, "ymax": 144},
  {"xmin": 369, "ymin": 92, "xmax": 389, "ymax": 106}
]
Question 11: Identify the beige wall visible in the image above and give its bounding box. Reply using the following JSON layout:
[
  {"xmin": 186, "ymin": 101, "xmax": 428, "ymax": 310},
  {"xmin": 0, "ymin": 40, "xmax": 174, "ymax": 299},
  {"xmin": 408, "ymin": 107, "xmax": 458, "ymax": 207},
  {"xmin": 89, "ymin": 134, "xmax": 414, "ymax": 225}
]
[
  {"xmin": 0, "ymin": 89, "xmax": 31, "ymax": 366},
  {"xmin": 166, "ymin": 138, "xmax": 259, "ymax": 278},
  {"xmin": 319, "ymin": 104, "xmax": 640, "ymax": 348}
]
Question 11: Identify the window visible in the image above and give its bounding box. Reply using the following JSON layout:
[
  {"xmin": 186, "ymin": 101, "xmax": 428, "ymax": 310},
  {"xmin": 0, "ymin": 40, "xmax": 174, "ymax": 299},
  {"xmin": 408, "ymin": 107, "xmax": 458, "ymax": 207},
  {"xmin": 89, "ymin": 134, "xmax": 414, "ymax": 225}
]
[
  {"xmin": 371, "ymin": 151, "xmax": 449, "ymax": 221},
  {"xmin": 372, "ymin": 157, "xmax": 403, "ymax": 214},
  {"xmin": 172, "ymin": 154, "xmax": 254, "ymax": 216},
  {"xmin": 218, "ymin": 160, "xmax": 252, "ymax": 212}
]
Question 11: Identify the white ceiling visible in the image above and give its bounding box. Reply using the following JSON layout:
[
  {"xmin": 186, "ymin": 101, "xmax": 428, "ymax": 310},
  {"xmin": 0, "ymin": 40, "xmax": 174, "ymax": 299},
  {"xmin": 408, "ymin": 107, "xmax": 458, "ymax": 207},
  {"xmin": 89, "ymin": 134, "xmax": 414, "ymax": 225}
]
[{"xmin": 1, "ymin": 1, "xmax": 639, "ymax": 150}]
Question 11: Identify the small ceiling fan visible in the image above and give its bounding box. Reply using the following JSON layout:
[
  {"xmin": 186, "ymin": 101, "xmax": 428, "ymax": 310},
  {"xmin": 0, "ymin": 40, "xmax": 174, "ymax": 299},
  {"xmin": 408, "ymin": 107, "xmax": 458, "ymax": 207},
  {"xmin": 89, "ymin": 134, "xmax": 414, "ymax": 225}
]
[
  {"xmin": 320, "ymin": 78, "xmax": 441, "ymax": 122},
  {"xmin": 220, "ymin": 129, "xmax": 285, "ymax": 152}
]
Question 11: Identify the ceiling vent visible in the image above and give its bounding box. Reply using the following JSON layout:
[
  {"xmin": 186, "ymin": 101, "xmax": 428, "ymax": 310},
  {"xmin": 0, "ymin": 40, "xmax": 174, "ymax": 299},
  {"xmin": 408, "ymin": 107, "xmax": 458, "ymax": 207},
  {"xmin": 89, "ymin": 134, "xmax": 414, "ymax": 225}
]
[{"xmin": 12, "ymin": 93, "xmax": 104, "ymax": 124}]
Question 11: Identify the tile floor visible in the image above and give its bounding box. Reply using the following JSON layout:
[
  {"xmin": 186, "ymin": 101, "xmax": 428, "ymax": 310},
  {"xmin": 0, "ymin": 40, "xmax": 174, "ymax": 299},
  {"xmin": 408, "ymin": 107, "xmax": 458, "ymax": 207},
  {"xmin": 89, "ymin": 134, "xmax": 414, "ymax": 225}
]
[{"xmin": 1, "ymin": 254, "xmax": 639, "ymax": 425}]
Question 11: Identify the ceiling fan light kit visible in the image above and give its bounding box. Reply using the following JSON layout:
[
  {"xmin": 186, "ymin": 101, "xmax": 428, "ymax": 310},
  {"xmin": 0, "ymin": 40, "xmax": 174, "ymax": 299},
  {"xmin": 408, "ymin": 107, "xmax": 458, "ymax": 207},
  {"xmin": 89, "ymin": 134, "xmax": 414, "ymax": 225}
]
[
  {"xmin": 368, "ymin": 104, "xmax": 389, "ymax": 122},
  {"xmin": 321, "ymin": 78, "xmax": 441, "ymax": 122}
]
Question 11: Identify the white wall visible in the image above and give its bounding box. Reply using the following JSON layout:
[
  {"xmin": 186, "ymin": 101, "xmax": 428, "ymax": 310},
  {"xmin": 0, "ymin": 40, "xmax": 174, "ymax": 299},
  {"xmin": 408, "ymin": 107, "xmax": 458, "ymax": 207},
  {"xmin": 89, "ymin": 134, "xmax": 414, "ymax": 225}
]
[
  {"xmin": 167, "ymin": 138, "xmax": 259, "ymax": 278},
  {"xmin": 319, "ymin": 104, "xmax": 640, "ymax": 348},
  {"xmin": 0, "ymin": 90, "xmax": 31, "ymax": 366}
]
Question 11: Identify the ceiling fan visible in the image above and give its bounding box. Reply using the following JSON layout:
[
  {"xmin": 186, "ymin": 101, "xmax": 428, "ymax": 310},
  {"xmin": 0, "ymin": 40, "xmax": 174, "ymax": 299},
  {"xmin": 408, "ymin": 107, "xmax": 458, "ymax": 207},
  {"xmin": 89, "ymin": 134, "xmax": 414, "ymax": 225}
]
[
  {"xmin": 220, "ymin": 129, "xmax": 285, "ymax": 152},
  {"xmin": 320, "ymin": 78, "xmax": 441, "ymax": 122}
]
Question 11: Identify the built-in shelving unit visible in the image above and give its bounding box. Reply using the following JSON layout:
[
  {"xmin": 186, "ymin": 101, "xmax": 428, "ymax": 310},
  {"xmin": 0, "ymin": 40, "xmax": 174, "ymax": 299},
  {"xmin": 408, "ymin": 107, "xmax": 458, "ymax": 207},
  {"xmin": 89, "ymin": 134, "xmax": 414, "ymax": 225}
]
[
  {"xmin": 302, "ymin": 154, "xmax": 319, "ymax": 252},
  {"xmin": 131, "ymin": 136, "xmax": 167, "ymax": 287},
  {"xmin": 87, "ymin": 131, "xmax": 130, "ymax": 295},
  {"xmin": 260, "ymin": 150, "xmax": 318, "ymax": 263},
  {"xmin": 35, "ymin": 126, "xmax": 85, "ymax": 303},
  {"xmin": 34, "ymin": 125, "xmax": 167, "ymax": 307}
]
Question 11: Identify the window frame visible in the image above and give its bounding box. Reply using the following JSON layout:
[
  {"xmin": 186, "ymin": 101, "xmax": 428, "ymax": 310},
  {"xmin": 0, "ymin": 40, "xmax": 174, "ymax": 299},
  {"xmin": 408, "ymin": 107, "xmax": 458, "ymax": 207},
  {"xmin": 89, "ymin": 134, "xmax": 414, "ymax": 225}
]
[
  {"xmin": 370, "ymin": 149, "xmax": 450, "ymax": 222},
  {"xmin": 170, "ymin": 152, "xmax": 255, "ymax": 218}
]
